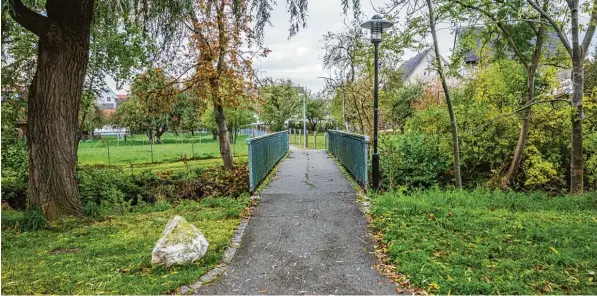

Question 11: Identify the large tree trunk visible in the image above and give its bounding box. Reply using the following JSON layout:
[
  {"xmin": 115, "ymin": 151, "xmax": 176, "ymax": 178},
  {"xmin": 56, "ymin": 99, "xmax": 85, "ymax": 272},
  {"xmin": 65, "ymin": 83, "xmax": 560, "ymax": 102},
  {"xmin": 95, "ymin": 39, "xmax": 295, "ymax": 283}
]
[
  {"xmin": 427, "ymin": 0, "xmax": 462, "ymax": 188},
  {"xmin": 502, "ymin": 22, "xmax": 545, "ymax": 190},
  {"xmin": 214, "ymin": 103, "xmax": 234, "ymax": 168},
  {"xmin": 9, "ymin": 0, "xmax": 94, "ymax": 220}
]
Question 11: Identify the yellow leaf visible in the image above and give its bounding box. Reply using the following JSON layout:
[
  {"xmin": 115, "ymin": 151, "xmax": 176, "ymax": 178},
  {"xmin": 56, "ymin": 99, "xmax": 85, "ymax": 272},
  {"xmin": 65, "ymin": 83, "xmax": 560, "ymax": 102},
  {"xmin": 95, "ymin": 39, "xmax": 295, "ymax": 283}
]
[{"xmin": 550, "ymin": 247, "xmax": 559, "ymax": 255}]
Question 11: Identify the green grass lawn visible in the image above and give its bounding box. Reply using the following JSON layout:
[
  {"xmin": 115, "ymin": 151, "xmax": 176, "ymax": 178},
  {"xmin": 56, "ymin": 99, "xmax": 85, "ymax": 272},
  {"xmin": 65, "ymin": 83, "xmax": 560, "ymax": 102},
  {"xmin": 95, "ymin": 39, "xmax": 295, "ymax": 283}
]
[
  {"xmin": 1, "ymin": 196, "xmax": 249, "ymax": 294},
  {"xmin": 78, "ymin": 133, "xmax": 248, "ymax": 166},
  {"xmin": 370, "ymin": 189, "xmax": 597, "ymax": 294},
  {"xmin": 289, "ymin": 133, "xmax": 326, "ymax": 150}
]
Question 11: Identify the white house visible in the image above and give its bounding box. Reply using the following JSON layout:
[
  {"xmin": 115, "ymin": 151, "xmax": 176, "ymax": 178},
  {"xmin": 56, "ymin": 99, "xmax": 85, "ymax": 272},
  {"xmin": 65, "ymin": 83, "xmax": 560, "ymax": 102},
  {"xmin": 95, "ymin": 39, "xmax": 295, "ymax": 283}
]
[
  {"xmin": 95, "ymin": 88, "xmax": 119, "ymax": 110},
  {"xmin": 398, "ymin": 48, "xmax": 449, "ymax": 84}
]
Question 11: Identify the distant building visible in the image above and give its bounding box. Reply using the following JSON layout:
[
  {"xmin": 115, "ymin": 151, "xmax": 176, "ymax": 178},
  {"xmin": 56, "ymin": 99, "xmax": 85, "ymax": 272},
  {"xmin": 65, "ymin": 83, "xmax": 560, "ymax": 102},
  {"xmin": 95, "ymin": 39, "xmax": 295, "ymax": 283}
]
[
  {"xmin": 398, "ymin": 47, "xmax": 449, "ymax": 84},
  {"xmin": 94, "ymin": 89, "xmax": 128, "ymax": 118},
  {"xmin": 95, "ymin": 88, "xmax": 119, "ymax": 111}
]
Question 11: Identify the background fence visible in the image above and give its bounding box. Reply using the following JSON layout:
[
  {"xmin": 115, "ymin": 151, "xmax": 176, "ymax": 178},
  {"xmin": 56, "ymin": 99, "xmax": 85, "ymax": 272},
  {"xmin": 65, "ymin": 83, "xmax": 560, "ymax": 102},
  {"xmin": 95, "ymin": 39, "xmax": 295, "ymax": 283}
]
[
  {"xmin": 77, "ymin": 132, "xmax": 248, "ymax": 168},
  {"xmin": 246, "ymin": 130, "xmax": 289, "ymax": 192},
  {"xmin": 240, "ymin": 127, "xmax": 268, "ymax": 137},
  {"xmin": 327, "ymin": 130, "xmax": 369, "ymax": 189}
]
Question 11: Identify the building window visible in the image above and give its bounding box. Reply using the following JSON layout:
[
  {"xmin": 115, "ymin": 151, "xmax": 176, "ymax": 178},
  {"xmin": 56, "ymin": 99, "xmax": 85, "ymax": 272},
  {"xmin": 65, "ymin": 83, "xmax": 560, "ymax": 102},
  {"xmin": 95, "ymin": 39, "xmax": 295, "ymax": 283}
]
[{"xmin": 107, "ymin": 97, "xmax": 111, "ymax": 102}]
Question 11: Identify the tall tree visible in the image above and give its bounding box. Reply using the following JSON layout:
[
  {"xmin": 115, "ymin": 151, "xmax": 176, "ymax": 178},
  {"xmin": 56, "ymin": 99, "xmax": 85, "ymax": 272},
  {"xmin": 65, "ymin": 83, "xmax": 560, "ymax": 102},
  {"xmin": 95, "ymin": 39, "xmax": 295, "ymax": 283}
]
[
  {"xmin": 382, "ymin": 0, "xmax": 463, "ymax": 188},
  {"xmin": 321, "ymin": 19, "xmax": 402, "ymax": 136},
  {"xmin": 322, "ymin": 20, "xmax": 368, "ymax": 131},
  {"xmin": 426, "ymin": 0, "xmax": 463, "ymax": 188},
  {"xmin": 450, "ymin": 0, "xmax": 559, "ymax": 189},
  {"xmin": 188, "ymin": 0, "xmax": 260, "ymax": 169},
  {"xmin": 525, "ymin": 0, "xmax": 597, "ymax": 193},
  {"xmin": 8, "ymin": 0, "xmax": 95, "ymax": 219},
  {"xmin": 5, "ymin": 0, "xmax": 193, "ymax": 219}
]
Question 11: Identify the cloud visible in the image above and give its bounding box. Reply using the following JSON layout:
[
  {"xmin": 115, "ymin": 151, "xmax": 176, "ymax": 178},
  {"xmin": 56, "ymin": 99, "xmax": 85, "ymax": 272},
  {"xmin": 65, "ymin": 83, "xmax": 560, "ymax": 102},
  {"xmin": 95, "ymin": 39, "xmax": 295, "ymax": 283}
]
[{"xmin": 253, "ymin": 0, "xmax": 457, "ymax": 92}]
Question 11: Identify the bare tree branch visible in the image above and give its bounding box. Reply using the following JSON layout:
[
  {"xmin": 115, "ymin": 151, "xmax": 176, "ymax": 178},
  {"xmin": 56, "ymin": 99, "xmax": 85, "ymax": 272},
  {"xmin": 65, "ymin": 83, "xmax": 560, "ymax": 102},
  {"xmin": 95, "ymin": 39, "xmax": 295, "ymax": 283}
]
[
  {"xmin": 526, "ymin": 0, "xmax": 573, "ymax": 56},
  {"xmin": 581, "ymin": 0, "xmax": 597, "ymax": 57},
  {"xmin": 470, "ymin": 97, "xmax": 571, "ymax": 135}
]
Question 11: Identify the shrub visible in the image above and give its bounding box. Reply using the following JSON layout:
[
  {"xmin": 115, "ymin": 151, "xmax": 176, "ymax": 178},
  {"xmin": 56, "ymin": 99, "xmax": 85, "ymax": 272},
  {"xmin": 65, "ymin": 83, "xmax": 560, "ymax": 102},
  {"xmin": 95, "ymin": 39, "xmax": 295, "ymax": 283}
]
[
  {"xmin": 379, "ymin": 132, "xmax": 451, "ymax": 190},
  {"xmin": 77, "ymin": 165, "xmax": 141, "ymax": 213},
  {"xmin": 197, "ymin": 164, "xmax": 249, "ymax": 198},
  {"xmin": 1, "ymin": 177, "xmax": 27, "ymax": 210}
]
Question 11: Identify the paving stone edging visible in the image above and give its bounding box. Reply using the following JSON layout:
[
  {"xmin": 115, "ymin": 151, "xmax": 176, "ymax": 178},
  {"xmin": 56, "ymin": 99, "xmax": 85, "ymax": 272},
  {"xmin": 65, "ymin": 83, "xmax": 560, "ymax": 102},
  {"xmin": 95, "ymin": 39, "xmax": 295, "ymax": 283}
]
[{"xmin": 178, "ymin": 195, "xmax": 259, "ymax": 295}]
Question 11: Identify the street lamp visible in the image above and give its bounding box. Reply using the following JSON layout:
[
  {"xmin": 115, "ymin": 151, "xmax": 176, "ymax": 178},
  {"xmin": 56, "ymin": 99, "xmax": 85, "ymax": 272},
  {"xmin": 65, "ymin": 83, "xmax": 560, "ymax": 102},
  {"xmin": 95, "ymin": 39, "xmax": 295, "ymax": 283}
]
[
  {"xmin": 303, "ymin": 92, "xmax": 307, "ymax": 149},
  {"xmin": 361, "ymin": 14, "xmax": 393, "ymax": 190}
]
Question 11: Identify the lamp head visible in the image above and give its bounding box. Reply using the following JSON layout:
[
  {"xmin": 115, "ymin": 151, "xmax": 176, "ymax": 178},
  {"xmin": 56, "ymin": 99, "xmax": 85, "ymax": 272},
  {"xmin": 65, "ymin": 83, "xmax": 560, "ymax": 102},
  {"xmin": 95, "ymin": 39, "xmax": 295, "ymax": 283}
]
[{"xmin": 361, "ymin": 14, "xmax": 393, "ymax": 44}]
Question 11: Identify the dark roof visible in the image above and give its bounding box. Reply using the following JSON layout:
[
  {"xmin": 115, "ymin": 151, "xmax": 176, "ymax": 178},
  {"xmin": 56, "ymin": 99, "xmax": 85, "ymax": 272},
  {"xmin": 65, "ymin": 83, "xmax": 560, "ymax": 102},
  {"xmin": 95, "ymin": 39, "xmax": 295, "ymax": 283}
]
[
  {"xmin": 531, "ymin": 31, "xmax": 561, "ymax": 56},
  {"xmin": 454, "ymin": 26, "xmax": 483, "ymax": 63},
  {"xmin": 398, "ymin": 48, "xmax": 433, "ymax": 80},
  {"xmin": 454, "ymin": 26, "xmax": 563, "ymax": 64}
]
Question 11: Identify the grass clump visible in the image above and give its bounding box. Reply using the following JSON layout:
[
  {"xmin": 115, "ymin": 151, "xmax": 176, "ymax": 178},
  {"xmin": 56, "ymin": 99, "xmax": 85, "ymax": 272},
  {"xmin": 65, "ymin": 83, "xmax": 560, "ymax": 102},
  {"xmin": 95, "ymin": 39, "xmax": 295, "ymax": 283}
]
[
  {"xmin": 1, "ymin": 195, "xmax": 250, "ymax": 295},
  {"xmin": 1, "ymin": 206, "xmax": 48, "ymax": 231},
  {"xmin": 370, "ymin": 189, "xmax": 597, "ymax": 294}
]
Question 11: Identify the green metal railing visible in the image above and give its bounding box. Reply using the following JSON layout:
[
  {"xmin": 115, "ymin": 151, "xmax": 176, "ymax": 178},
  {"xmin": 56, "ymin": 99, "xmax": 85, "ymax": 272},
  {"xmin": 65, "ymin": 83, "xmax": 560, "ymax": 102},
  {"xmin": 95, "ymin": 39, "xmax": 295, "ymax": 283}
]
[
  {"xmin": 327, "ymin": 130, "xmax": 369, "ymax": 189},
  {"xmin": 246, "ymin": 131, "xmax": 289, "ymax": 192}
]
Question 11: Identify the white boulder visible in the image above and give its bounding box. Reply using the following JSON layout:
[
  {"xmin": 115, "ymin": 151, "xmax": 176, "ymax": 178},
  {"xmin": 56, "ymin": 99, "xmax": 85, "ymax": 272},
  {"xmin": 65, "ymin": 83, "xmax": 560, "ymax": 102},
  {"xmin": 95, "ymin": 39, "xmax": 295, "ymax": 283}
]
[{"xmin": 151, "ymin": 215, "xmax": 209, "ymax": 266}]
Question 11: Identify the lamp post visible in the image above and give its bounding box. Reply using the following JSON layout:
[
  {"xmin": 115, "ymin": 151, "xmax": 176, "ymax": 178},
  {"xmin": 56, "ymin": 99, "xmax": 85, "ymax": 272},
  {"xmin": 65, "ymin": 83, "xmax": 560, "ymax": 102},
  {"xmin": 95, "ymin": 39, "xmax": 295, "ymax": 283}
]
[
  {"xmin": 361, "ymin": 14, "xmax": 393, "ymax": 190},
  {"xmin": 303, "ymin": 92, "xmax": 307, "ymax": 149}
]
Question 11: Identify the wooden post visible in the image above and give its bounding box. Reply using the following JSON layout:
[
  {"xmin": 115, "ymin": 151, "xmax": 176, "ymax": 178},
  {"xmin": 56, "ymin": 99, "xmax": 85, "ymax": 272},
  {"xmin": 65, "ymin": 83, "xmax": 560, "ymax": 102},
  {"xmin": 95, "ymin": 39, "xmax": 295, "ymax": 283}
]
[
  {"xmin": 150, "ymin": 140, "xmax": 154, "ymax": 163},
  {"xmin": 107, "ymin": 141, "xmax": 111, "ymax": 165},
  {"xmin": 314, "ymin": 131, "xmax": 317, "ymax": 149}
]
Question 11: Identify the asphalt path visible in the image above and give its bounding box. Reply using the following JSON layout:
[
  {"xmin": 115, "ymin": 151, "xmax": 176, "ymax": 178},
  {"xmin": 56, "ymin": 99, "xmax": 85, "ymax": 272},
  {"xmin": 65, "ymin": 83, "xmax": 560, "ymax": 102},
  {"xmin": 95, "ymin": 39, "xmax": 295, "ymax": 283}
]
[{"xmin": 198, "ymin": 149, "xmax": 397, "ymax": 295}]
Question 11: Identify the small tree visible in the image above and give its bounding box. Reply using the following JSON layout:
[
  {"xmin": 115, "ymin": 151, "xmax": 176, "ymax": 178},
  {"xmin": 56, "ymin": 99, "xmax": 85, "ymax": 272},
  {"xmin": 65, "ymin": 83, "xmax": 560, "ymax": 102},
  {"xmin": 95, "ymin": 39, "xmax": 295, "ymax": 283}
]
[
  {"xmin": 260, "ymin": 79, "xmax": 301, "ymax": 131},
  {"xmin": 306, "ymin": 97, "xmax": 327, "ymax": 132},
  {"xmin": 227, "ymin": 103, "xmax": 255, "ymax": 144},
  {"xmin": 115, "ymin": 68, "xmax": 178, "ymax": 143}
]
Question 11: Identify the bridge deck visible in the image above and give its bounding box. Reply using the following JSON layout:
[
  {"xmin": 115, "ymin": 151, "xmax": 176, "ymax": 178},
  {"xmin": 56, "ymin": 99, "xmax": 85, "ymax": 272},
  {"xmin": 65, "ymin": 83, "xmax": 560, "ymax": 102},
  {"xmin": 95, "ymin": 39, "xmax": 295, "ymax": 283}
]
[{"xmin": 198, "ymin": 149, "xmax": 397, "ymax": 295}]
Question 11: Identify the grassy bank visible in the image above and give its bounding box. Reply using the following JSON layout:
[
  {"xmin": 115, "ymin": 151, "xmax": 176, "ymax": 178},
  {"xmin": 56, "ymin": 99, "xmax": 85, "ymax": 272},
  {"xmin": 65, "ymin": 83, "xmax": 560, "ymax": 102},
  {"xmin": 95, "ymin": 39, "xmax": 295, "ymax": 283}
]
[
  {"xmin": 370, "ymin": 189, "xmax": 597, "ymax": 294},
  {"xmin": 1, "ymin": 196, "xmax": 249, "ymax": 294}
]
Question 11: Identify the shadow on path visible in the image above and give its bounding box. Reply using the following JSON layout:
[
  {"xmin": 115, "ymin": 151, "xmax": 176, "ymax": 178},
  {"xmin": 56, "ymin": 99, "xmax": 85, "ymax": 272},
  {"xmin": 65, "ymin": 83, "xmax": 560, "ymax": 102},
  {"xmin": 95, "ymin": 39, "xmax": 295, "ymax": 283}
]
[{"xmin": 197, "ymin": 150, "xmax": 397, "ymax": 295}]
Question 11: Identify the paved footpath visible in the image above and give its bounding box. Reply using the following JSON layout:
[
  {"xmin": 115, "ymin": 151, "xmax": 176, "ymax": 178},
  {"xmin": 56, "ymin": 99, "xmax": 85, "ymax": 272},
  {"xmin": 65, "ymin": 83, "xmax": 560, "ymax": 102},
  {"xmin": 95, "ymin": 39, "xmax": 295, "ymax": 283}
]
[{"xmin": 198, "ymin": 149, "xmax": 397, "ymax": 295}]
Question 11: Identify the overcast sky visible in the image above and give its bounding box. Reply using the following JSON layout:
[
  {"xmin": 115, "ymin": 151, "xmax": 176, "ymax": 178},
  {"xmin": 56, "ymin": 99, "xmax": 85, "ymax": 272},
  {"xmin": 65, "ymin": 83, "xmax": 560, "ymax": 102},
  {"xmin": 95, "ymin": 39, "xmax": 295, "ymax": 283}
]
[
  {"xmin": 251, "ymin": 0, "xmax": 456, "ymax": 92},
  {"xmin": 112, "ymin": 0, "xmax": 595, "ymax": 95}
]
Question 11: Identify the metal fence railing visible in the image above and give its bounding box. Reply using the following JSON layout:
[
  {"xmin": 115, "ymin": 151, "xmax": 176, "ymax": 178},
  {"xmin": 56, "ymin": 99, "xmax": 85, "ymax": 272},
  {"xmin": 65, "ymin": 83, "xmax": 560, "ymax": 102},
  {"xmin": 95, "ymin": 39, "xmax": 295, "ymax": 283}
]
[
  {"xmin": 246, "ymin": 130, "xmax": 289, "ymax": 192},
  {"xmin": 327, "ymin": 130, "xmax": 369, "ymax": 189}
]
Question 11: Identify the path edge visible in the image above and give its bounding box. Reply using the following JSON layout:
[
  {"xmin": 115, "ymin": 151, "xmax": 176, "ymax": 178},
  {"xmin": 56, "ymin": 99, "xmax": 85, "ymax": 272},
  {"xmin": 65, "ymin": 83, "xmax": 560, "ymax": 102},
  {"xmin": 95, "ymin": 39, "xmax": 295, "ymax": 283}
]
[
  {"xmin": 179, "ymin": 152, "xmax": 289, "ymax": 295},
  {"xmin": 178, "ymin": 195, "xmax": 259, "ymax": 295},
  {"xmin": 326, "ymin": 151, "xmax": 418, "ymax": 295}
]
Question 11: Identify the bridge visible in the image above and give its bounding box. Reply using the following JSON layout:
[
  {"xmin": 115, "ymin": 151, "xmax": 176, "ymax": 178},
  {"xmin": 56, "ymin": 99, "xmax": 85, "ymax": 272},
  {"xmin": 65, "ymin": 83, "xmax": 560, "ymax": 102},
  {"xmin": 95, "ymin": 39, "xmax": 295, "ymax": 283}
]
[{"xmin": 194, "ymin": 130, "xmax": 398, "ymax": 294}]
